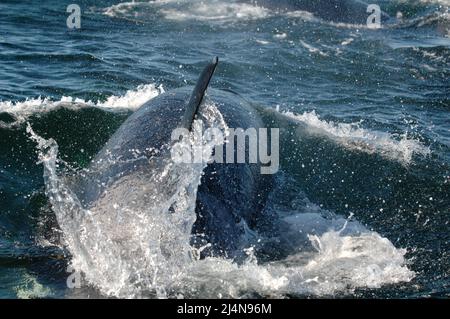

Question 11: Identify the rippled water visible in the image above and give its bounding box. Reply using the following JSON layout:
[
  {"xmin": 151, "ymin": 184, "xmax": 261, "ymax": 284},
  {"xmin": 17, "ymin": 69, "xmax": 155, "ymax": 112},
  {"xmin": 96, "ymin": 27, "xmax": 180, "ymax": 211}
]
[{"xmin": 0, "ymin": 0, "xmax": 449, "ymax": 298}]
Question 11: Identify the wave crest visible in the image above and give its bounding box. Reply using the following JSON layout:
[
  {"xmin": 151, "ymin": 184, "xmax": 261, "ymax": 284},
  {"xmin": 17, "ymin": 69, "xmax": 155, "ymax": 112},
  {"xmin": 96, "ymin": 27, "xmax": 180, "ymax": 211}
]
[
  {"xmin": 0, "ymin": 84, "xmax": 164, "ymax": 128},
  {"xmin": 283, "ymin": 110, "xmax": 430, "ymax": 165}
]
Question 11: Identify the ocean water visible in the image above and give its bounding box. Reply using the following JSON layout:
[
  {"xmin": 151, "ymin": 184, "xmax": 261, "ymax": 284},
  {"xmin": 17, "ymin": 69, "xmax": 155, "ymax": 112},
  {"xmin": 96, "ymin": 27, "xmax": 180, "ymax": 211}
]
[{"xmin": 0, "ymin": 0, "xmax": 449, "ymax": 298}]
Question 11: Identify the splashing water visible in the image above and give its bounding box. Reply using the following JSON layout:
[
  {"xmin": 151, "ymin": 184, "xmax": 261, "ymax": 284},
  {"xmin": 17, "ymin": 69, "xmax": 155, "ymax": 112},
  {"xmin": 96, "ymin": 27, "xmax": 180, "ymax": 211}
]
[
  {"xmin": 14, "ymin": 271, "xmax": 53, "ymax": 299},
  {"xmin": 27, "ymin": 101, "xmax": 231, "ymax": 298},
  {"xmin": 27, "ymin": 102, "xmax": 414, "ymax": 298}
]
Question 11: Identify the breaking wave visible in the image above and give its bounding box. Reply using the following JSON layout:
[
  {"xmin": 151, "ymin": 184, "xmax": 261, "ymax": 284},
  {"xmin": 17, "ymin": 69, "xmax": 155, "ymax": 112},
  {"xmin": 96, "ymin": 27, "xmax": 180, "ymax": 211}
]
[
  {"xmin": 283, "ymin": 110, "xmax": 430, "ymax": 165},
  {"xmin": 0, "ymin": 84, "xmax": 164, "ymax": 128}
]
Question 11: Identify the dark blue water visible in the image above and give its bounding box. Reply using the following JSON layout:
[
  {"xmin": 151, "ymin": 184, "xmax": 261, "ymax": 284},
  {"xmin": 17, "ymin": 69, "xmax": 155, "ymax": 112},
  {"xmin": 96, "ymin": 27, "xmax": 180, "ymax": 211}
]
[{"xmin": 0, "ymin": 0, "xmax": 449, "ymax": 298}]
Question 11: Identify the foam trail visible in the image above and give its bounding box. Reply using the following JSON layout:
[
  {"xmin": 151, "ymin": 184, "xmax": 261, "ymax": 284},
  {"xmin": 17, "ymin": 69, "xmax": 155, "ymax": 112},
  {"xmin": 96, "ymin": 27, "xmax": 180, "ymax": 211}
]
[
  {"xmin": 284, "ymin": 110, "xmax": 430, "ymax": 165},
  {"xmin": 0, "ymin": 84, "xmax": 164, "ymax": 128}
]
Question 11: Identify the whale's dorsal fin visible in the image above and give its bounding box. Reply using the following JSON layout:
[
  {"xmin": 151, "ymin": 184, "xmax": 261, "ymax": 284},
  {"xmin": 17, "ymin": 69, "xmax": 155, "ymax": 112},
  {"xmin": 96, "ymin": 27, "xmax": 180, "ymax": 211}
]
[{"xmin": 181, "ymin": 57, "xmax": 219, "ymax": 130}]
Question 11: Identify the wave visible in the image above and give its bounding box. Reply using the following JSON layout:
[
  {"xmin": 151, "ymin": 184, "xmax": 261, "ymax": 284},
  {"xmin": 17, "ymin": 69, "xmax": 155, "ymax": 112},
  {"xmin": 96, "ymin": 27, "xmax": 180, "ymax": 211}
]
[
  {"xmin": 283, "ymin": 110, "xmax": 430, "ymax": 165},
  {"xmin": 1, "ymin": 84, "xmax": 431, "ymax": 167},
  {"xmin": 0, "ymin": 84, "xmax": 164, "ymax": 128}
]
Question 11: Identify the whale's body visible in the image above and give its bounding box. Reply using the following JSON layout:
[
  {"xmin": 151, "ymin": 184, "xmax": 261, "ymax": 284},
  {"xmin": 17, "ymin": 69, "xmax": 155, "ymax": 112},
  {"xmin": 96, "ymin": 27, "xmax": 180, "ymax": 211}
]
[
  {"xmin": 71, "ymin": 59, "xmax": 273, "ymax": 258},
  {"xmin": 245, "ymin": 0, "xmax": 391, "ymax": 24}
]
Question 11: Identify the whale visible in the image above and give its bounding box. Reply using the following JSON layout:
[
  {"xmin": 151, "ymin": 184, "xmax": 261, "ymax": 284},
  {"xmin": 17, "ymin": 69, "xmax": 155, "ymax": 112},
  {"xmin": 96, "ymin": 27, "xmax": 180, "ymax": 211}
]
[
  {"xmin": 69, "ymin": 57, "xmax": 276, "ymax": 259},
  {"xmin": 244, "ymin": 0, "xmax": 392, "ymax": 24}
]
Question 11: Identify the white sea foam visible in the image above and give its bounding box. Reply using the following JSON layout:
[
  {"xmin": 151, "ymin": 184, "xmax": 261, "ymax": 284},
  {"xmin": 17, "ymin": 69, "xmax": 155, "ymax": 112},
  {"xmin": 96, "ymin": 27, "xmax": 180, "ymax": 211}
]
[
  {"xmin": 100, "ymin": 1, "xmax": 315, "ymax": 24},
  {"xmin": 102, "ymin": 0, "xmax": 270, "ymax": 22},
  {"xmin": 160, "ymin": 1, "xmax": 270, "ymax": 22},
  {"xmin": 283, "ymin": 110, "xmax": 430, "ymax": 165},
  {"xmin": 341, "ymin": 38, "xmax": 355, "ymax": 46},
  {"xmin": 299, "ymin": 40, "xmax": 329, "ymax": 57},
  {"xmin": 0, "ymin": 84, "xmax": 164, "ymax": 128},
  {"xmin": 274, "ymin": 33, "xmax": 288, "ymax": 39},
  {"xmin": 14, "ymin": 271, "xmax": 53, "ymax": 299},
  {"xmin": 99, "ymin": 0, "xmax": 339, "ymax": 24},
  {"xmin": 103, "ymin": 1, "xmax": 142, "ymax": 18},
  {"xmin": 256, "ymin": 39, "xmax": 270, "ymax": 45},
  {"xmin": 285, "ymin": 10, "xmax": 318, "ymax": 21}
]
